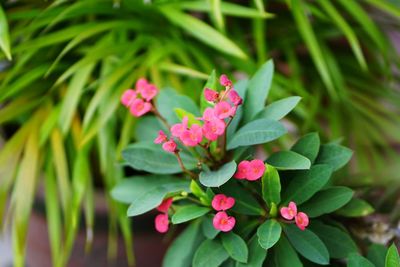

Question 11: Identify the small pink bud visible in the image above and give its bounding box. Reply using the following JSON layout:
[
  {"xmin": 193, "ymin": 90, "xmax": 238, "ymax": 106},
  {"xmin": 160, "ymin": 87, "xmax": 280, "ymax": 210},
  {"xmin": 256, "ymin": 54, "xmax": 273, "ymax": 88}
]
[
  {"xmin": 121, "ymin": 89, "xmax": 137, "ymax": 107},
  {"xmin": 129, "ymin": 99, "xmax": 152, "ymax": 117},
  {"xmin": 246, "ymin": 159, "xmax": 266, "ymax": 181},
  {"xmin": 204, "ymin": 88, "xmax": 219, "ymax": 102},
  {"xmin": 295, "ymin": 212, "xmax": 309, "ymax": 231},
  {"xmin": 214, "ymin": 101, "xmax": 235, "ymax": 119},
  {"xmin": 220, "ymin": 74, "xmax": 232, "ymax": 87},
  {"xmin": 155, "ymin": 213, "xmax": 169, "ymax": 233},
  {"xmin": 157, "ymin": 197, "xmax": 173, "ymax": 213},
  {"xmin": 213, "ymin": 211, "xmax": 236, "ymax": 232},
  {"xmin": 162, "ymin": 140, "xmax": 177, "ymax": 153},
  {"xmin": 228, "ymin": 90, "xmax": 243, "ymax": 106},
  {"xmin": 154, "ymin": 130, "xmax": 168, "ymax": 144},
  {"xmin": 233, "ymin": 160, "xmax": 250, "ymax": 179},
  {"xmin": 180, "ymin": 124, "xmax": 203, "ymax": 147},
  {"xmin": 280, "ymin": 201, "xmax": 298, "ymax": 220},
  {"xmin": 211, "ymin": 194, "xmax": 235, "ymax": 211},
  {"xmin": 202, "ymin": 119, "xmax": 225, "ymax": 141},
  {"xmin": 170, "ymin": 117, "xmax": 189, "ymax": 138}
]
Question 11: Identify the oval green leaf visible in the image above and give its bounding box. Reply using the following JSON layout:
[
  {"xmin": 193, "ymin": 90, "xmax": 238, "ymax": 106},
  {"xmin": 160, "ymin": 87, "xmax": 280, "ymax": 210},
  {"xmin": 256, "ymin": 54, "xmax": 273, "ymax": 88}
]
[
  {"xmin": 300, "ymin": 186, "xmax": 354, "ymax": 217},
  {"xmin": 202, "ymin": 215, "xmax": 220, "ymax": 239},
  {"xmin": 291, "ymin": 132, "xmax": 320, "ymax": 163},
  {"xmin": 266, "ymin": 150, "xmax": 311, "ymax": 170},
  {"xmin": 316, "ymin": 144, "xmax": 353, "ymax": 171},
  {"xmin": 255, "ymin": 96, "xmax": 301, "ymax": 121},
  {"xmin": 199, "ymin": 161, "xmax": 237, "ymax": 187},
  {"xmin": 257, "ymin": 219, "xmax": 282, "ymax": 250},
  {"xmin": 172, "ymin": 205, "xmax": 210, "ymax": 224},
  {"xmin": 284, "ymin": 224, "xmax": 330, "ymax": 265},
  {"xmin": 227, "ymin": 119, "xmax": 287, "ymax": 150},
  {"xmin": 272, "ymin": 235, "xmax": 303, "ymax": 267},
  {"xmin": 193, "ymin": 239, "xmax": 229, "ymax": 267},
  {"xmin": 236, "ymin": 234, "xmax": 267, "ymax": 267},
  {"xmin": 335, "ymin": 198, "xmax": 374, "ymax": 217},
  {"xmin": 261, "ymin": 165, "xmax": 281, "ymax": 207},
  {"xmin": 385, "ymin": 243, "xmax": 400, "ymax": 267},
  {"xmin": 221, "ymin": 232, "xmax": 248, "ymax": 263},
  {"xmin": 348, "ymin": 253, "xmax": 375, "ymax": 267}
]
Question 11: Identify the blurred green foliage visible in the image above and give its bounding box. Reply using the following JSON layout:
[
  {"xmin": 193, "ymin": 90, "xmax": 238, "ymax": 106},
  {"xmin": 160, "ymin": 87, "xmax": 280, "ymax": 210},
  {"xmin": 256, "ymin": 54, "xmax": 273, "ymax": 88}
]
[{"xmin": 0, "ymin": 0, "xmax": 399, "ymax": 266}]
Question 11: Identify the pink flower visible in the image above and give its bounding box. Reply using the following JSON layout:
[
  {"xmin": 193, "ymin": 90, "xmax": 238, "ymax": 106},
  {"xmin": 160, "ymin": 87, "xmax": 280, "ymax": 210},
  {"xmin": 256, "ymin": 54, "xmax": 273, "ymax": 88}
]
[
  {"xmin": 246, "ymin": 159, "xmax": 266, "ymax": 181},
  {"xmin": 212, "ymin": 194, "xmax": 235, "ymax": 211},
  {"xmin": 202, "ymin": 119, "xmax": 225, "ymax": 141},
  {"xmin": 228, "ymin": 90, "xmax": 242, "ymax": 106},
  {"xmin": 280, "ymin": 202, "xmax": 298, "ymax": 220},
  {"xmin": 214, "ymin": 101, "xmax": 235, "ymax": 119},
  {"xmin": 129, "ymin": 99, "xmax": 152, "ymax": 117},
  {"xmin": 213, "ymin": 211, "xmax": 236, "ymax": 232},
  {"xmin": 171, "ymin": 117, "xmax": 188, "ymax": 138},
  {"xmin": 202, "ymin": 108, "xmax": 217, "ymax": 122},
  {"xmin": 135, "ymin": 78, "xmax": 148, "ymax": 91},
  {"xmin": 155, "ymin": 213, "xmax": 169, "ymax": 233},
  {"xmin": 233, "ymin": 160, "xmax": 250, "ymax": 179},
  {"xmin": 295, "ymin": 212, "xmax": 309, "ymax": 231},
  {"xmin": 157, "ymin": 198, "xmax": 173, "ymax": 213},
  {"xmin": 154, "ymin": 130, "xmax": 168, "ymax": 144},
  {"xmin": 140, "ymin": 84, "xmax": 158, "ymax": 101},
  {"xmin": 162, "ymin": 140, "xmax": 177, "ymax": 153},
  {"xmin": 180, "ymin": 124, "xmax": 203, "ymax": 147},
  {"xmin": 220, "ymin": 74, "xmax": 232, "ymax": 87},
  {"xmin": 121, "ymin": 89, "xmax": 137, "ymax": 107},
  {"xmin": 204, "ymin": 88, "xmax": 219, "ymax": 102}
]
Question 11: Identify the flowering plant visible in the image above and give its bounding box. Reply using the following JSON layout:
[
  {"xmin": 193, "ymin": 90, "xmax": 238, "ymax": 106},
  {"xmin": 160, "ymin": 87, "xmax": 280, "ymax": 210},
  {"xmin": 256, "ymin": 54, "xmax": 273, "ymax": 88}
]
[{"xmin": 112, "ymin": 61, "xmax": 383, "ymax": 266}]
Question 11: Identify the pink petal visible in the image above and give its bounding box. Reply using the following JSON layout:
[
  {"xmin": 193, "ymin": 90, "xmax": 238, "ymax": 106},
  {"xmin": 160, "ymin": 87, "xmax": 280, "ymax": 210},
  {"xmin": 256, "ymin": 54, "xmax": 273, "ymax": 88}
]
[
  {"xmin": 214, "ymin": 101, "xmax": 235, "ymax": 119},
  {"xmin": 202, "ymin": 108, "xmax": 217, "ymax": 122},
  {"xmin": 211, "ymin": 194, "xmax": 235, "ymax": 211},
  {"xmin": 295, "ymin": 212, "xmax": 309, "ymax": 231},
  {"xmin": 204, "ymin": 88, "xmax": 219, "ymax": 102},
  {"xmin": 219, "ymin": 216, "xmax": 236, "ymax": 232},
  {"xmin": 288, "ymin": 202, "xmax": 297, "ymax": 215},
  {"xmin": 162, "ymin": 140, "xmax": 177, "ymax": 153},
  {"xmin": 246, "ymin": 159, "xmax": 265, "ymax": 181},
  {"xmin": 121, "ymin": 89, "xmax": 136, "ymax": 107},
  {"xmin": 233, "ymin": 160, "xmax": 250, "ymax": 179},
  {"xmin": 213, "ymin": 211, "xmax": 235, "ymax": 232},
  {"xmin": 135, "ymin": 78, "xmax": 148, "ymax": 91},
  {"xmin": 154, "ymin": 130, "xmax": 168, "ymax": 144},
  {"xmin": 220, "ymin": 74, "xmax": 232, "ymax": 87},
  {"xmin": 228, "ymin": 90, "xmax": 242, "ymax": 106},
  {"xmin": 129, "ymin": 99, "xmax": 152, "ymax": 117},
  {"xmin": 157, "ymin": 198, "xmax": 173, "ymax": 213},
  {"xmin": 280, "ymin": 207, "xmax": 295, "ymax": 220},
  {"xmin": 141, "ymin": 84, "xmax": 158, "ymax": 101},
  {"xmin": 155, "ymin": 213, "xmax": 169, "ymax": 233}
]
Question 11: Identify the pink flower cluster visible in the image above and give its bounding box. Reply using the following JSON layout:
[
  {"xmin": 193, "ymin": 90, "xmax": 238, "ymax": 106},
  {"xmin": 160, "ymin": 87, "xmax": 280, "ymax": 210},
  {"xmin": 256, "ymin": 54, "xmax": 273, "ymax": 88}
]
[
  {"xmin": 211, "ymin": 194, "xmax": 236, "ymax": 232},
  {"xmin": 155, "ymin": 74, "xmax": 243, "ymax": 152},
  {"xmin": 154, "ymin": 197, "xmax": 173, "ymax": 233},
  {"xmin": 280, "ymin": 201, "xmax": 309, "ymax": 231},
  {"xmin": 233, "ymin": 159, "xmax": 266, "ymax": 181},
  {"xmin": 121, "ymin": 78, "xmax": 158, "ymax": 117},
  {"xmin": 154, "ymin": 130, "xmax": 178, "ymax": 153}
]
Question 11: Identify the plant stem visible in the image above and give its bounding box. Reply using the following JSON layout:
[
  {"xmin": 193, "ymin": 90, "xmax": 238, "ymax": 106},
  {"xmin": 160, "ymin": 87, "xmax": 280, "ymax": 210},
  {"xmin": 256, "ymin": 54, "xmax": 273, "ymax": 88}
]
[
  {"xmin": 174, "ymin": 151, "xmax": 197, "ymax": 179},
  {"xmin": 152, "ymin": 106, "xmax": 170, "ymax": 130},
  {"xmin": 221, "ymin": 116, "xmax": 234, "ymax": 157},
  {"xmin": 199, "ymin": 143, "xmax": 217, "ymax": 163}
]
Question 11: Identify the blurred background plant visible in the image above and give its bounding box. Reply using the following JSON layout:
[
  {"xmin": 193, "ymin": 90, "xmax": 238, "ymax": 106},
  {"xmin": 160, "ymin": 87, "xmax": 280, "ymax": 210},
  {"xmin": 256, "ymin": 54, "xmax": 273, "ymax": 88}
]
[{"xmin": 0, "ymin": 0, "xmax": 399, "ymax": 266}]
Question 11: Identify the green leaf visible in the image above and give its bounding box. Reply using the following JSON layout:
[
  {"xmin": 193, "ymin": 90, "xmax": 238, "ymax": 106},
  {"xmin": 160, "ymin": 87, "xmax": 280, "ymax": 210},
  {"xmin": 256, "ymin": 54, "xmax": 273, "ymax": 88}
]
[
  {"xmin": 156, "ymin": 89, "xmax": 200, "ymax": 124},
  {"xmin": 266, "ymin": 151, "xmax": 311, "ymax": 170},
  {"xmin": 111, "ymin": 175, "xmax": 190, "ymax": 216},
  {"xmin": 385, "ymin": 243, "xmax": 400, "ymax": 267},
  {"xmin": 316, "ymin": 144, "xmax": 353, "ymax": 171},
  {"xmin": 134, "ymin": 116, "xmax": 164, "ymax": 142},
  {"xmin": 254, "ymin": 96, "xmax": 301, "ymax": 121},
  {"xmin": 221, "ymin": 181, "xmax": 264, "ymax": 216},
  {"xmin": 348, "ymin": 253, "xmax": 375, "ymax": 267},
  {"xmin": 122, "ymin": 142, "xmax": 197, "ymax": 174},
  {"xmin": 200, "ymin": 70, "xmax": 218, "ymax": 112},
  {"xmin": 261, "ymin": 165, "xmax": 281, "ymax": 207},
  {"xmin": 284, "ymin": 224, "xmax": 330, "ymax": 265},
  {"xmin": 199, "ymin": 161, "xmax": 237, "ymax": 187},
  {"xmin": 300, "ymin": 186, "xmax": 354, "ymax": 217},
  {"xmin": 163, "ymin": 221, "xmax": 205, "ymax": 267},
  {"xmin": 335, "ymin": 198, "xmax": 374, "ymax": 217},
  {"xmin": 367, "ymin": 244, "xmax": 387, "ymax": 267},
  {"xmin": 0, "ymin": 6, "xmax": 11, "ymax": 60},
  {"xmin": 272, "ymin": 235, "xmax": 303, "ymax": 267},
  {"xmin": 243, "ymin": 60, "xmax": 274, "ymax": 122},
  {"xmin": 227, "ymin": 119, "xmax": 287, "ymax": 150},
  {"xmin": 202, "ymin": 215, "xmax": 220, "ymax": 239},
  {"xmin": 160, "ymin": 7, "xmax": 247, "ymax": 59},
  {"xmin": 257, "ymin": 219, "xmax": 282, "ymax": 250},
  {"xmin": 175, "ymin": 108, "xmax": 202, "ymax": 126},
  {"xmin": 236, "ymin": 235, "xmax": 267, "ymax": 267},
  {"xmin": 310, "ymin": 221, "xmax": 358, "ymax": 259},
  {"xmin": 221, "ymin": 232, "xmax": 249, "ymax": 263},
  {"xmin": 291, "ymin": 132, "xmax": 320, "ymax": 163},
  {"xmin": 172, "ymin": 205, "xmax": 210, "ymax": 224},
  {"xmin": 282, "ymin": 164, "xmax": 333, "ymax": 205},
  {"xmin": 193, "ymin": 239, "xmax": 230, "ymax": 267}
]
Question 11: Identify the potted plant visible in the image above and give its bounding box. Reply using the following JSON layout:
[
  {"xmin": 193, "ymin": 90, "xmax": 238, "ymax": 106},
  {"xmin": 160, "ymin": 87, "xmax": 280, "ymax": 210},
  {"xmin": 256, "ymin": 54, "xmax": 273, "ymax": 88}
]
[{"xmin": 112, "ymin": 61, "xmax": 399, "ymax": 266}]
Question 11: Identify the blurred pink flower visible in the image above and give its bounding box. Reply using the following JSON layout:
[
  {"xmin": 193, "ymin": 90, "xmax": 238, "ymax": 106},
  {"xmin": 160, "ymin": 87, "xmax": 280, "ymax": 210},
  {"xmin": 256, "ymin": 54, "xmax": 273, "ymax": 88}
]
[
  {"xmin": 228, "ymin": 90, "xmax": 242, "ymax": 106},
  {"xmin": 154, "ymin": 130, "xmax": 168, "ymax": 144},
  {"xmin": 295, "ymin": 212, "xmax": 309, "ymax": 231},
  {"xmin": 246, "ymin": 159, "xmax": 265, "ymax": 181},
  {"xmin": 280, "ymin": 201, "xmax": 298, "ymax": 220},
  {"xmin": 129, "ymin": 99, "xmax": 152, "ymax": 117},
  {"xmin": 157, "ymin": 197, "xmax": 173, "ymax": 213},
  {"xmin": 155, "ymin": 213, "xmax": 169, "ymax": 233},
  {"xmin": 171, "ymin": 116, "xmax": 188, "ymax": 138},
  {"xmin": 219, "ymin": 74, "xmax": 232, "ymax": 87},
  {"xmin": 213, "ymin": 211, "xmax": 235, "ymax": 232},
  {"xmin": 121, "ymin": 89, "xmax": 137, "ymax": 107},
  {"xmin": 211, "ymin": 194, "xmax": 235, "ymax": 211},
  {"xmin": 180, "ymin": 124, "xmax": 203, "ymax": 147},
  {"xmin": 202, "ymin": 119, "xmax": 225, "ymax": 141},
  {"xmin": 162, "ymin": 140, "xmax": 177, "ymax": 153},
  {"xmin": 233, "ymin": 160, "xmax": 250, "ymax": 179},
  {"xmin": 204, "ymin": 88, "xmax": 219, "ymax": 102},
  {"xmin": 214, "ymin": 101, "xmax": 235, "ymax": 119}
]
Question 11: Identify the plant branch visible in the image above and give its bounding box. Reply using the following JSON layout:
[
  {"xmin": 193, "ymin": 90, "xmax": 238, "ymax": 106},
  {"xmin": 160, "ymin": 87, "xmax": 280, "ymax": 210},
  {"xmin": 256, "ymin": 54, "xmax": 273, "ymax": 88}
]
[{"xmin": 174, "ymin": 151, "xmax": 197, "ymax": 179}]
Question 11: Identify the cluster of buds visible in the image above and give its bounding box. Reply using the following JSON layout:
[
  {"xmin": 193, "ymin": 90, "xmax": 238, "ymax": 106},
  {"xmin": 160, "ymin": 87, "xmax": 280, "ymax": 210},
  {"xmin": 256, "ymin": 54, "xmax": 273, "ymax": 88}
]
[
  {"xmin": 121, "ymin": 78, "xmax": 158, "ymax": 117},
  {"xmin": 280, "ymin": 201, "xmax": 309, "ymax": 230},
  {"xmin": 155, "ymin": 74, "xmax": 243, "ymax": 152},
  {"xmin": 211, "ymin": 194, "xmax": 236, "ymax": 232},
  {"xmin": 154, "ymin": 198, "xmax": 173, "ymax": 233},
  {"xmin": 233, "ymin": 159, "xmax": 266, "ymax": 181}
]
